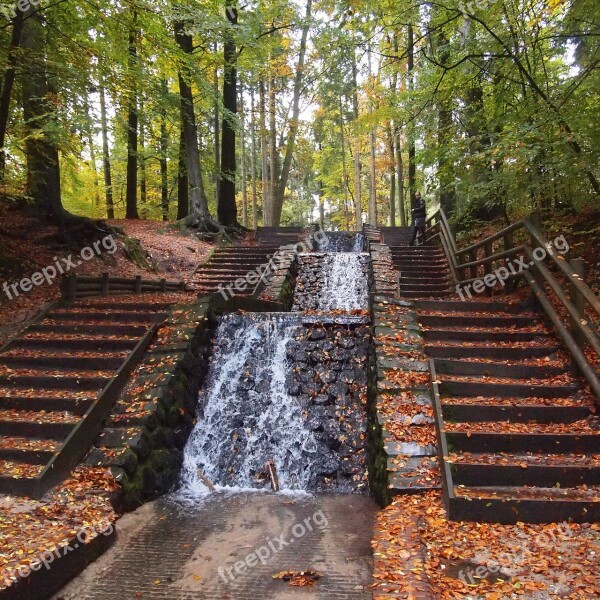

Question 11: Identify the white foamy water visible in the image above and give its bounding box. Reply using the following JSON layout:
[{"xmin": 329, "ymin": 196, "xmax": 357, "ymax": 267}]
[
  {"xmin": 318, "ymin": 253, "xmax": 369, "ymax": 311},
  {"xmin": 178, "ymin": 314, "xmax": 318, "ymax": 499}
]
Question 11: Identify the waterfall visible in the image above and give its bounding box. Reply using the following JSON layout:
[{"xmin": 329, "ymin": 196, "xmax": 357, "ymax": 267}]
[
  {"xmin": 318, "ymin": 253, "xmax": 370, "ymax": 311},
  {"xmin": 179, "ymin": 313, "xmax": 318, "ymax": 498}
]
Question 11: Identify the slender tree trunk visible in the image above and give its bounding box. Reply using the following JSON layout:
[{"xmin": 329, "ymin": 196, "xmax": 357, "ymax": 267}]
[
  {"xmin": 318, "ymin": 178, "xmax": 325, "ymax": 229},
  {"xmin": 21, "ymin": 11, "xmax": 63, "ymax": 222},
  {"xmin": 268, "ymin": 67, "xmax": 277, "ymax": 224},
  {"xmin": 351, "ymin": 53, "xmax": 362, "ymax": 230},
  {"xmin": 99, "ymin": 74, "xmax": 114, "ymax": 218},
  {"xmin": 407, "ymin": 24, "xmax": 416, "ymax": 209},
  {"xmin": 272, "ymin": 0, "xmax": 312, "ymax": 226},
  {"xmin": 239, "ymin": 83, "xmax": 248, "ymax": 227},
  {"xmin": 396, "ymin": 127, "xmax": 406, "ymax": 226},
  {"xmin": 177, "ymin": 124, "xmax": 189, "ymax": 219},
  {"xmin": 83, "ymin": 95, "xmax": 101, "ymax": 211},
  {"xmin": 367, "ymin": 48, "xmax": 377, "ymax": 225},
  {"xmin": 125, "ymin": 13, "xmax": 139, "ymax": 219},
  {"xmin": 250, "ymin": 86, "xmax": 258, "ymax": 228},
  {"xmin": 217, "ymin": 3, "xmax": 239, "ymax": 227},
  {"xmin": 160, "ymin": 96, "xmax": 169, "ymax": 221},
  {"xmin": 175, "ymin": 20, "xmax": 211, "ymax": 224},
  {"xmin": 388, "ymin": 124, "xmax": 396, "ymax": 226},
  {"xmin": 213, "ymin": 42, "xmax": 220, "ymax": 201},
  {"xmin": 259, "ymin": 79, "xmax": 269, "ymax": 225},
  {"xmin": 339, "ymin": 98, "xmax": 351, "ymax": 230},
  {"xmin": 437, "ymin": 28, "xmax": 456, "ymax": 216},
  {"xmin": 139, "ymin": 111, "xmax": 147, "ymax": 217},
  {"xmin": 0, "ymin": 12, "xmax": 25, "ymax": 180}
]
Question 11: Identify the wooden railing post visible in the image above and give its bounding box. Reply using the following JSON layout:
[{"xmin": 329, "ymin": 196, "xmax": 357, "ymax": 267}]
[
  {"xmin": 67, "ymin": 275, "xmax": 77, "ymax": 302},
  {"xmin": 570, "ymin": 258, "xmax": 586, "ymax": 348},
  {"xmin": 101, "ymin": 272, "xmax": 109, "ymax": 297},
  {"xmin": 160, "ymin": 278, "xmax": 167, "ymax": 292},
  {"xmin": 484, "ymin": 241, "xmax": 493, "ymax": 295},
  {"xmin": 504, "ymin": 231, "xmax": 515, "ymax": 293},
  {"xmin": 134, "ymin": 275, "xmax": 142, "ymax": 294}
]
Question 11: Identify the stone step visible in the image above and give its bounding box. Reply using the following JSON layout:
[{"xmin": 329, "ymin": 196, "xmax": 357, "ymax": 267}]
[
  {"xmin": 424, "ymin": 328, "xmax": 554, "ymax": 342},
  {"xmin": 28, "ymin": 323, "xmax": 149, "ymax": 336},
  {"xmin": 439, "ymin": 379, "xmax": 579, "ymax": 398},
  {"xmin": 449, "ymin": 455, "xmax": 600, "ymax": 488},
  {"xmin": 0, "ymin": 374, "xmax": 109, "ymax": 391},
  {"xmin": 448, "ymin": 487, "xmax": 600, "ymax": 524},
  {"xmin": 0, "ymin": 395, "xmax": 93, "ymax": 415},
  {"xmin": 7, "ymin": 337, "xmax": 138, "ymax": 352},
  {"xmin": 442, "ymin": 402, "xmax": 592, "ymax": 424},
  {"xmin": 45, "ymin": 310, "xmax": 165, "ymax": 324},
  {"xmin": 426, "ymin": 344, "xmax": 561, "ymax": 359},
  {"xmin": 415, "ymin": 300, "xmax": 527, "ymax": 313},
  {"xmin": 445, "ymin": 430, "xmax": 600, "ymax": 453},
  {"xmin": 420, "ymin": 314, "xmax": 536, "ymax": 328},
  {"xmin": 0, "ymin": 355, "xmax": 124, "ymax": 371},
  {"xmin": 434, "ymin": 358, "xmax": 565, "ymax": 379}
]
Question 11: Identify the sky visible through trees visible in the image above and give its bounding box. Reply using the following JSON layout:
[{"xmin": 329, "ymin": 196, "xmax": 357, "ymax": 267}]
[{"xmin": 0, "ymin": 0, "xmax": 598, "ymax": 230}]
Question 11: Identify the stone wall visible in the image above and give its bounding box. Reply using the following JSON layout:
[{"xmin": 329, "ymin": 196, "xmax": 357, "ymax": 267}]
[
  {"xmin": 85, "ymin": 298, "xmax": 218, "ymax": 511},
  {"xmin": 286, "ymin": 320, "xmax": 370, "ymax": 492}
]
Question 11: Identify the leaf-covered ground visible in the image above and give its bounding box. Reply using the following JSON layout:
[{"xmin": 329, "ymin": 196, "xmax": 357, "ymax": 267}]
[
  {"xmin": 0, "ymin": 202, "xmax": 214, "ymax": 345},
  {"xmin": 0, "ymin": 467, "xmax": 117, "ymax": 590},
  {"xmin": 372, "ymin": 491, "xmax": 600, "ymax": 600}
]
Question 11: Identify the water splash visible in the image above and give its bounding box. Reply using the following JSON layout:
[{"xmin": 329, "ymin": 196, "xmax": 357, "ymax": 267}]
[
  {"xmin": 179, "ymin": 313, "xmax": 318, "ymax": 498},
  {"xmin": 318, "ymin": 253, "xmax": 369, "ymax": 311}
]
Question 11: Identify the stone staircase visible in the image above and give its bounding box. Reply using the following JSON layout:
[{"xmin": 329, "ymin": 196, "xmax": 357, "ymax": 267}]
[
  {"xmin": 417, "ymin": 298, "xmax": 600, "ymax": 523},
  {"xmin": 0, "ymin": 296, "xmax": 175, "ymax": 497},
  {"xmin": 191, "ymin": 227, "xmax": 304, "ymax": 297},
  {"xmin": 381, "ymin": 227, "xmax": 452, "ymax": 299}
]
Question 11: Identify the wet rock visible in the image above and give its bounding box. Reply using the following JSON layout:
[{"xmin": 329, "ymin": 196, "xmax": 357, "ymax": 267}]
[{"xmin": 308, "ymin": 328, "xmax": 326, "ymax": 341}]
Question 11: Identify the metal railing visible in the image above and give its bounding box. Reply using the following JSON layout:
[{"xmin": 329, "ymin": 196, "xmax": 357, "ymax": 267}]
[{"xmin": 424, "ymin": 209, "xmax": 600, "ymax": 399}]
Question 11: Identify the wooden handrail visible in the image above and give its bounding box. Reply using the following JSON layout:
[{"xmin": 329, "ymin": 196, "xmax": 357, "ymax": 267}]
[{"xmin": 423, "ymin": 207, "xmax": 600, "ymax": 400}]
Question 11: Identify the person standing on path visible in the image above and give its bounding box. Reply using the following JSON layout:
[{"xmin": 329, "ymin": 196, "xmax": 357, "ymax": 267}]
[{"xmin": 410, "ymin": 192, "xmax": 426, "ymax": 246}]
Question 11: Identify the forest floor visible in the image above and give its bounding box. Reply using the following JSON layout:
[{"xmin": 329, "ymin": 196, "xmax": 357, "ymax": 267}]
[
  {"xmin": 0, "ymin": 201, "xmax": 214, "ymax": 345},
  {"xmin": 372, "ymin": 492, "xmax": 600, "ymax": 600}
]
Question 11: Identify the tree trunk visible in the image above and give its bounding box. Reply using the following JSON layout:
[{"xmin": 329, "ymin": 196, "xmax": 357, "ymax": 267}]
[
  {"xmin": 268, "ymin": 68, "xmax": 277, "ymax": 225},
  {"xmin": 139, "ymin": 109, "xmax": 147, "ymax": 218},
  {"xmin": 160, "ymin": 97, "xmax": 169, "ymax": 221},
  {"xmin": 272, "ymin": 0, "xmax": 312, "ymax": 226},
  {"xmin": 213, "ymin": 42, "xmax": 220, "ymax": 201},
  {"xmin": 0, "ymin": 12, "xmax": 25, "ymax": 181},
  {"xmin": 250, "ymin": 86, "xmax": 258, "ymax": 228},
  {"xmin": 99, "ymin": 73, "xmax": 114, "ymax": 219},
  {"xmin": 396, "ymin": 127, "xmax": 406, "ymax": 226},
  {"xmin": 387, "ymin": 124, "xmax": 396, "ymax": 226},
  {"xmin": 177, "ymin": 124, "xmax": 189, "ymax": 219},
  {"xmin": 175, "ymin": 21, "xmax": 212, "ymax": 225},
  {"xmin": 437, "ymin": 28, "xmax": 456, "ymax": 216},
  {"xmin": 125, "ymin": 13, "xmax": 139, "ymax": 219},
  {"xmin": 407, "ymin": 24, "xmax": 416, "ymax": 209},
  {"xmin": 217, "ymin": 3, "xmax": 239, "ymax": 227},
  {"xmin": 352, "ymin": 52, "xmax": 362, "ymax": 230},
  {"xmin": 21, "ymin": 11, "xmax": 63, "ymax": 222},
  {"xmin": 84, "ymin": 94, "xmax": 101, "ymax": 211},
  {"xmin": 339, "ymin": 98, "xmax": 351, "ymax": 229},
  {"xmin": 259, "ymin": 79, "xmax": 269, "ymax": 226},
  {"xmin": 239, "ymin": 83, "xmax": 248, "ymax": 227}
]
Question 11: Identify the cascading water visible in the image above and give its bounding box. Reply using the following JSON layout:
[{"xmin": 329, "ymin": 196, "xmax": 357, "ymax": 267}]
[
  {"xmin": 318, "ymin": 253, "xmax": 370, "ymax": 311},
  {"xmin": 179, "ymin": 313, "xmax": 318, "ymax": 497}
]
